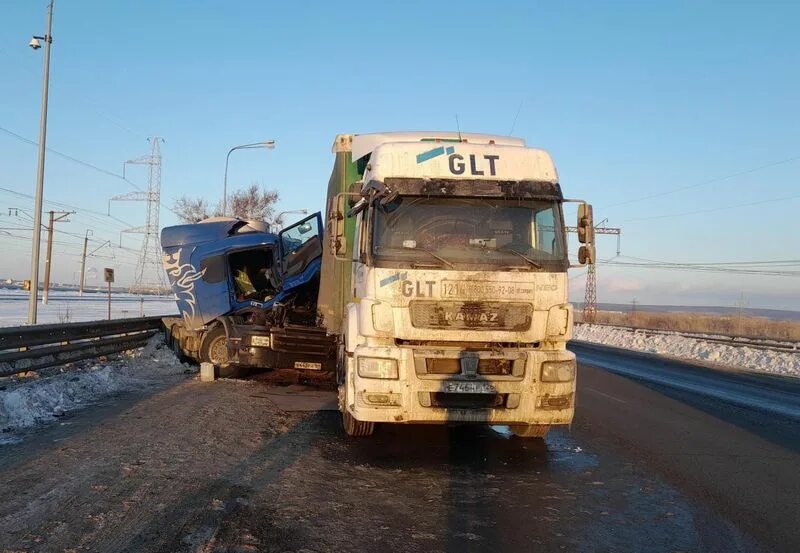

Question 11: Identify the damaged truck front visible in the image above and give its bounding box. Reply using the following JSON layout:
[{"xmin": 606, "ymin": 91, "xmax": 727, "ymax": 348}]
[
  {"xmin": 161, "ymin": 216, "xmax": 335, "ymax": 377},
  {"xmin": 319, "ymin": 132, "xmax": 596, "ymax": 437}
]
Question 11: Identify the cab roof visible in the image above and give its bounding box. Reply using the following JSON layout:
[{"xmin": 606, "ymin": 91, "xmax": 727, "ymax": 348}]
[
  {"xmin": 161, "ymin": 218, "xmax": 275, "ymax": 249},
  {"xmin": 333, "ymin": 131, "xmax": 527, "ymax": 161}
]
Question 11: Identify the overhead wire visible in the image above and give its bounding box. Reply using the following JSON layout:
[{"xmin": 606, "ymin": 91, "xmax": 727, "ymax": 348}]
[
  {"xmin": 620, "ymin": 192, "xmax": 800, "ymax": 222},
  {"xmin": 603, "ymin": 154, "xmax": 800, "ymax": 209}
]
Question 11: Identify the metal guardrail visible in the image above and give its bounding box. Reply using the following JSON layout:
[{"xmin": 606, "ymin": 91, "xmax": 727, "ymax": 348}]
[
  {"xmin": 0, "ymin": 316, "xmax": 166, "ymax": 377},
  {"xmin": 575, "ymin": 322, "xmax": 800, "ymax": 353}
]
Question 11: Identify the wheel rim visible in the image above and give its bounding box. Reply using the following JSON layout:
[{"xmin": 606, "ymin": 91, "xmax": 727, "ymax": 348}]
[{"xmin": 208, "ymin": 336, "xmax": 228, "ymax": 365}]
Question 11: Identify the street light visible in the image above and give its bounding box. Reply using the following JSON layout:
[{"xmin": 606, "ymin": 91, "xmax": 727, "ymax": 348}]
[
  {"xmin": 27, "ymin": 0, "xmax": 54, "ymax": 325},
  {"xmin": 275, "ymin": 209, "xmax": 308, "ymax": 230},
  {"xmin": 222, "ymin": 140, "xmax": 276, "ymax": 217}
]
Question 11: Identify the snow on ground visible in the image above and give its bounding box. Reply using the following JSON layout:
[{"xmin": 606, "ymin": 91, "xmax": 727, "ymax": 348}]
[
  {"xmin": 0, "ymin": 289, "xmax": 177, "ymax": 327},
  {"xmin": 573, "ymin": 323, "xmax": 800, "ymax": 378},
  {"xmin": 0, "ymin": 336, "xmax": 190, "ymax": 442}
]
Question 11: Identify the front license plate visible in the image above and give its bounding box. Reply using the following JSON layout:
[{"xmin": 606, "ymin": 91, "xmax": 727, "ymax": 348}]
[
  {"xmin": 250, "ymin": 335, "xmax": 270, "ymax": 347},
  {"xmin": 443, "ymin": 381, "xmax": 495, "ymax": 394},
  {"xmin": 295, "ymin": 361, "xmax": 322, "ymax": 370}
]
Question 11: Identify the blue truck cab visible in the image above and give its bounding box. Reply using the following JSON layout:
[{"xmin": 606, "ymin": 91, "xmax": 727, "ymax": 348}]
[{"xmin": 160, "ymin": 213, "xmax": 336, "ymax": 376}]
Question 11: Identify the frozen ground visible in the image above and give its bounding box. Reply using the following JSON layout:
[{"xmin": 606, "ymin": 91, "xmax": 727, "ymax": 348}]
[
  {"xmin": 573, "ymin": 323, "xmax": 800, "ymax": 378},
  {"xmin": 0, "ymin": 289, "xmax": 177, "ymax": 327},
  {"xmin": 0, "ymin": 336, "xmax": 190, "ymax": 442}
]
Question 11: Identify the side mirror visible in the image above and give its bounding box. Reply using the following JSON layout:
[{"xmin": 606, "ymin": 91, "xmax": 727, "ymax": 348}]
[
  {"xmin": 578, "ymin": 244, "xmax": 596, "ymax": 265},
  {"xmin": 297, "ymin": 222, "xmax": 313, "ymax": 235},
  {"xmin": 577, "ymin": 203, "xmax": 594, "ymax": 244}
]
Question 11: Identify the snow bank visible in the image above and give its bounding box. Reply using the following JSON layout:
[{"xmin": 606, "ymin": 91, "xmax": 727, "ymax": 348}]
[
  {"xmin": 573, "ymin": 324, "xmax": 800, "ymax": 378},
  {"xmin": 0, "ymin": 336, "xmax": 188, "ymax": 437}
]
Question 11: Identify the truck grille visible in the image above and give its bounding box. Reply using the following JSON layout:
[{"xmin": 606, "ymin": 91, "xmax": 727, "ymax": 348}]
[{"xmin": 409, "ymin": 301, "xmax": 532, "ymax": 331}]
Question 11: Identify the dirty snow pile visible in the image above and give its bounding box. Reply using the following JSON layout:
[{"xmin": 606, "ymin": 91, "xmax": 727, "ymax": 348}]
[
  {"xmin": 573, "ymin": 324, "xmax": 800, "ymax": 377},
  {"xmin": 0, "ymin": 336, "xmax": 188, "ymax": 440}
]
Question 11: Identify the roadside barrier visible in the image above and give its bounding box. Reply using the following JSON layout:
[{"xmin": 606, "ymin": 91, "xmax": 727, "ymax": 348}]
[{"xmin": 0, "ymin": 316, "xmax": 167, "ymax": 377}]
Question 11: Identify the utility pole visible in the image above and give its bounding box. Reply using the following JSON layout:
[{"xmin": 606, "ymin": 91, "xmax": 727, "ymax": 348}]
[
  {"xmin": 736, "ymin": 292, "xmax": 746, "ymax": 336},
  {"xmin": 565, "ymin": 223, "xmax": 621, "ymax": 323},
  {"xmin": 631, "ymin": 297, "xmax": 638, "ymax": 315},
  {"xmin": 27, "ymin": 0, "xmax": 55, "ymax": 324},
  {"xmin": 41, "ymin": 210, "xmax": 72, "ymax": 304},
  {"xmin": 78, "ymin": 229, "xmax": 92, "ymax": 296}
]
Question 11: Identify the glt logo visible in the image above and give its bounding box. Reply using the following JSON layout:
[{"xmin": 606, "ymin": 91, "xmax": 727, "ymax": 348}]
[{"xmin": 416, "ymin": 146, "xmax": 500, "ymax": 176}]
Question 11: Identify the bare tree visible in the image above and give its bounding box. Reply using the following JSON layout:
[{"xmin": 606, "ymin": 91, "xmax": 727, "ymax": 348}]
[
  {"xmin": 172, "ymin": 184, "xmax": 280, "ymax": 224},
  {"xmin": 173, "ymin": 196, "xmax": 212, "ymax": 224},
  {"xmin": 228, "ymin": 184, "xmax": 279, "ymax": 222}
]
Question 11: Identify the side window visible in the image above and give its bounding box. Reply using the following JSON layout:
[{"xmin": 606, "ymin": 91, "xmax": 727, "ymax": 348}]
[
  {"xmin": 200, "ymin": 255, "xmax": 226, "ymax": 283},
  {"xmin": 281, "ymin": 216, "xmax": 320, "ymax": 256},
  {"xmin": 534, "ymin": 208, "xmax": 557, "ymax": 254}
]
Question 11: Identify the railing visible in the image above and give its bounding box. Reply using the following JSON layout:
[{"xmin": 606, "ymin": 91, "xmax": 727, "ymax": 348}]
[{"xmin": 0, "ymin": 316, "xmax": 166, "ymax": 377}]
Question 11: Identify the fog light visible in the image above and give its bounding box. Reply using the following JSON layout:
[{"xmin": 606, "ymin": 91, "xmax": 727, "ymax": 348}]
[
  {"xmin": 357, "ymin": 357, "xmax": 399, "ymax": 379},
  {"xmin": 360, "ymin": 392, "xmax": 402, "ymax": 407},
  {"xmin": 541, "ymin": 360, "xmax": 576, "ymax": 382},
  {"xmin": 538, "ymin": 394, "xmax": 574, "ymax": 409}
]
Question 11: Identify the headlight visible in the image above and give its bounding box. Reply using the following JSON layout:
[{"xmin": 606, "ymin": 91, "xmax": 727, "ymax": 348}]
[
  {"xmin": 541, "ymin": 360, "xmax": 576, "ymax": 382},
  {"xmin": 357, "ymin": 357, "xmax": 399, "ymax": 379}
]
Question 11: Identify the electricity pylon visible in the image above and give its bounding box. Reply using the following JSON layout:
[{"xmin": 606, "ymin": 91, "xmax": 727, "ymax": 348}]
[{"xmin": 111, "ymin": 137, "xmax": 167, "ymax": 293}]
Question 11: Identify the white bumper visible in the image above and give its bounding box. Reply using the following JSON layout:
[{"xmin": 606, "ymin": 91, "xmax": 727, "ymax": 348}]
[{"xmin": 344, "ymin": 344, "xmax": 576, "ymax": 425}]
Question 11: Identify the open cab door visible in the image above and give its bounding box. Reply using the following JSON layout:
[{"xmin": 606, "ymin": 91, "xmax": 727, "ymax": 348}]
[{"xmin": 278, "ymin": 212, "xmax": 324, "ymax": 279}]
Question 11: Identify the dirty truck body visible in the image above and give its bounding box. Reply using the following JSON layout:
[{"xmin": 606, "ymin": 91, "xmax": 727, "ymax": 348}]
[
  {"xmin": 319, "ymin": 132, "xmax": 594, "ymax": 437},
  {"xmin": 160, "ymin": 131, "xmax": 593, "ymax": 437}
]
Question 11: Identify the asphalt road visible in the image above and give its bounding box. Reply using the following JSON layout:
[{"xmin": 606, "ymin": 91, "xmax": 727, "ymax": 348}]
[{"xmin": 0, "ymin": 347, "xmax": 797, "ymax": 552}]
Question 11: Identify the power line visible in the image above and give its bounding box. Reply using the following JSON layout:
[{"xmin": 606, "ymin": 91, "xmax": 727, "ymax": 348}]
[
  {"xmin": 0, "ymin": 186, "xmax": 135, "ymax": 228},
  {"xmin": 0, "ymin": 125, "xmax": 145, "ymax": 192},
  {"xmin": 599, "ymin": 260, "xmax": 800, "ymax": 277},
  {"xmin": 603, "ymin": 154, "xmax": 800, "ymax": 209},
  {"xmin": 621, "ymin": 192, "xmax": 800, "ymax": 223}
]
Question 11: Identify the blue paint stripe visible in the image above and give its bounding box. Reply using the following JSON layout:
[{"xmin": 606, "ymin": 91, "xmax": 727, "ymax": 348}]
[
  {"xmin": 379, "ymin": 272, "xmax": 408, "ymax": 287},
  {"xmin": 416, "ymin": 146, "xmax": 445, "ymax": 164},
  {"xmin": 380, "ymin": 273, "xmax": 402, "ymax": 287}
]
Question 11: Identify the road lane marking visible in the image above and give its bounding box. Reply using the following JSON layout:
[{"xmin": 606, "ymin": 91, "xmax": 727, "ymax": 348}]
[{"xmin": 583, "ymin": 386, "xmax": 627, "ymax": 404}]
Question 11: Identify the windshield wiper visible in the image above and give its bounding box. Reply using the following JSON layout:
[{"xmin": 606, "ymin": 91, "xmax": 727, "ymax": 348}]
[
  {"xmin": 376, "ymin": 246, "xmax": 455, "ymax": 269},
  {"xmin": 494, "ymin": 246, "xmax": 543, "ymax": 269}
]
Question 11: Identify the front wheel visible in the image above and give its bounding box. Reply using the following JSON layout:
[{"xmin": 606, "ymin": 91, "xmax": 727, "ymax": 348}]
[
  {"xmin": 510, "ymin": 424, "xmax": 551, "ymax": 438},
  {"xmin": 342, "ymin": 410, "xmax": 375, "ymax": 437},
  {"xmin": 199, "ymin": 326, "xmax": 247, "ymax": 378},
  {"xmin": 339, "ymin": 384, "xmax": 374, "ymax": 437}
]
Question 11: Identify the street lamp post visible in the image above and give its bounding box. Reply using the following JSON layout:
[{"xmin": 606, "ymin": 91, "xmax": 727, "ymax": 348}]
[
  {"xmin": 27, "ymin": 0, "xmax": 54, "ymax": 325},
  {"xmin": 222, "ymin": 140, "xmax": 275, "ymax": 216}
]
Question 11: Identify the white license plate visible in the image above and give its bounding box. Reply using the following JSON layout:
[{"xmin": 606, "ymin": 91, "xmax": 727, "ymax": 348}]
[
  {"xmin": 443, "ymin": 381, "xmax": 495, "ymax": 394},
  {"xmin": 295, "ymin": 361, "xmax": 322, "ymax": 370},
  {"xmin": 250, "ymin": 335, "xmax": 270, "ymax": 347}
]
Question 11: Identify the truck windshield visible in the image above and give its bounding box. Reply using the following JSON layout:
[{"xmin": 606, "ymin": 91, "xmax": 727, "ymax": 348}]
[{"xmin": 371, "ymin": 196, "xmax": 567, "ymax": 271}]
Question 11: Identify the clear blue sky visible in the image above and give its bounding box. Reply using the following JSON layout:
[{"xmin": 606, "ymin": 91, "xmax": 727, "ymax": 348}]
[{"xmin": 1, "ymin": 0, "xmax": 798, "ymax": 309}]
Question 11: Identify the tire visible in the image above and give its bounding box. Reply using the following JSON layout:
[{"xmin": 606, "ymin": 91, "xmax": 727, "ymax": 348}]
[
  {"xmin": 199, "ymin": 326, "xmax": 247, "ymax": 378},
  {"xmin": 339, "ymin": 384, "xmax": 374, "ymax": 437},
  {"xmin": 342, "ymin": 410, "xmax": 375, "ymax": 437},
  {"xmin": 510, "ymin": 424, "xmax": 551, "ymax": 438}
]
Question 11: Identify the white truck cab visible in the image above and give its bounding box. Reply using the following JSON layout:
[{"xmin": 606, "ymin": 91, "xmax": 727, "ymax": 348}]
[{"xmin": 318, "ymin": 132, "xmax": 595, "ymax": 437}]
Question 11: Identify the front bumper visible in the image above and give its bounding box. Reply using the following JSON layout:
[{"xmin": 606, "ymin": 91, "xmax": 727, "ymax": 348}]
[{"xmin": 345, "ymin": 344, "xmax": 576, "ymax": 425}]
